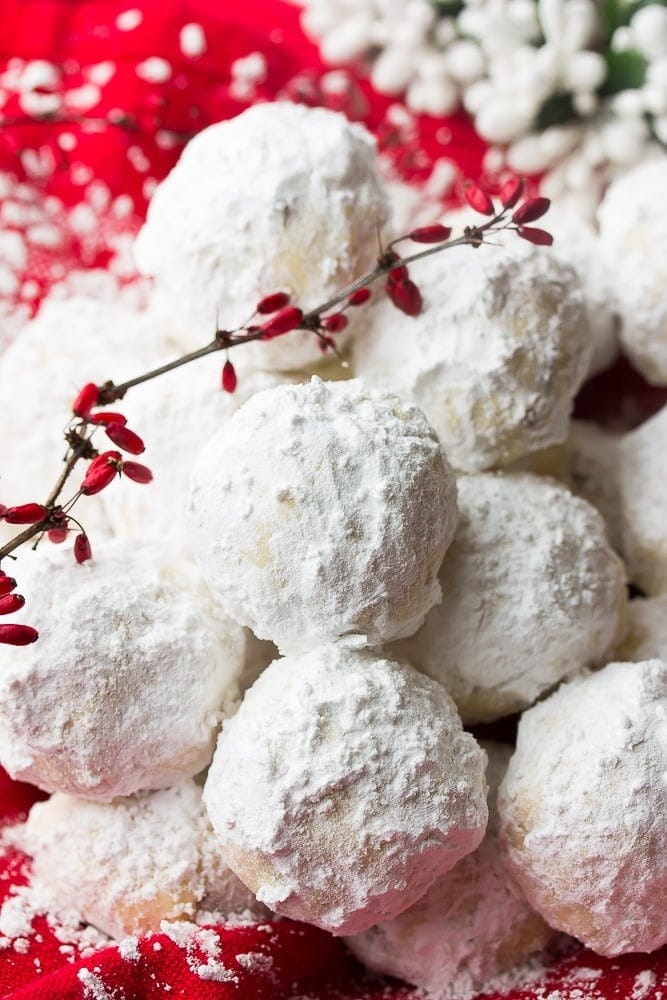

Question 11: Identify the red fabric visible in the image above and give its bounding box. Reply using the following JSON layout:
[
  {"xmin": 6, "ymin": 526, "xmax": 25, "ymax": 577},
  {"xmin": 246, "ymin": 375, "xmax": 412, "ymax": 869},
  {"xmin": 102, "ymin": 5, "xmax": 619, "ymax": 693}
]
[{"xmin": 0, "ymin": 2, "xmax": 666, "ymax": 997}]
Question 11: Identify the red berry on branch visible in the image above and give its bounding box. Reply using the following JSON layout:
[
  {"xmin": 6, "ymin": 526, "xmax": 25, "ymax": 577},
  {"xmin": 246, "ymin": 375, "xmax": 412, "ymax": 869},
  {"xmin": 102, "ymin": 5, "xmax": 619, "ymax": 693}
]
[
  {"xmin": 48, "ymin": 527, "xmax": 69, "ymax": 544},
  {"xmin": 89, "ymin": 412, "xmax": 128, "ymax": 427},
  {"xmin": 105, "ymin": 423, "xmax": 145, "ymax": 455},
  {"xmin": 389, "ymin": 264, "xmax": 409, "ymax": 283},
  {"xmin": 0, "ymin": 624, "xmax": 38, "ymax": 646},
  {"xmin": 0, "ymin": 574, "xmax": 17, "ymax": 596},
  {"xmin": 323, "ymin": 313, "xmax": 349, "ymax": 333},
  {"xmin": 3, "ymin": 503, "xmax": 48, "ymax": 525},
  {"xmin": 348, "ymin": 288, "xmax": 371, "ymax": 306},
  {"xmin": 386, "ymin": 278, "xmax": 423, "ymax": 317},
  {"xmin": 408, "ymin": 224, "xmax": 452, "ymax": 244},
  {"xmin": 0, "ymin": 593, "xmax": 25, "ymax": 615},
  {"xmin": 499, "ymin": 175, "xmax": 524, "ymax": 209},
  {"xmin": 464, "ymin": 184, "xmax": 495, "ymax": 216},
  {"xmin": 81, "ymin": 461, "xmax": 119, "ymax": 496},
  {"xmin": 74, "ymin": 533, "xmax": 92, "ymax": 564},
  {"xmin": 512, "ymin": 197, "xmax": 551, "ymax": 225},
  {"xmin": 88, "ymin": 451, "xmax": 123, "ymax": 473},
  {"xmin": 72, "ymin": 382, "xmax": 100, "ymax": 418},
  {"xmin": 260, "ymin": 306, "xmax": 304, "ymax": 339},
  {"xmin": 517, "ymin": 226, "xmax": 553, "ymax": 246},
  {"xmin": 221, "ymin": 360, "xmax": 237, "ymax": 394},
  {"xmin": 256, "ymin": 291, "xmax": 291, "ymax": 314},
  {"xmin": 122, "ymin": 462, "xmax": 153, "ymax": 485}
]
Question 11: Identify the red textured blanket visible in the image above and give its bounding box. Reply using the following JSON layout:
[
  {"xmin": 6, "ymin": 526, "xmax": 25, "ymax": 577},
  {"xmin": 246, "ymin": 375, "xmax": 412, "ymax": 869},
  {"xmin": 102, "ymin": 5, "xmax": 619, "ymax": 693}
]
[{"xmin": 0, "ymin": 2, "xmax": 665, "ymax": 997}]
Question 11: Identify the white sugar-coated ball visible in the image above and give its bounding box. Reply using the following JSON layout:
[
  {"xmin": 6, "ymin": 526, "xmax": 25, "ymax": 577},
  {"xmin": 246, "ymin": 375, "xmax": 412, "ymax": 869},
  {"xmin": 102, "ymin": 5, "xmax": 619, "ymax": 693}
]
[
  {"xmin": 352, "ymin": 245, "xmax": 591, "ymax": 472},
  {"xmin": 346, "ymin": 742, "xmax": 553, "ymax": 999},
  {"xmin": 20, "ymin": 780, "xmax": 265, "ymax": 940},
  {"xmin": 0, "ymin": 539, "xmax": 245, "ymax": 800},
  {"xmin": 103, "ymin": 359, "xmax": 297, "ymax": 544},
  {"xmin": 391, "ymin": 473, "xmax": 626, "ymax": 724},
  {"xmin": 203, "ymin": 644, "xmax": 488, "ymax": 935},
  {"xmin": 134, "ymin": 103, "xmax": 389, "ymax": 372},
  {"xmin": 499, "ymin": 660, "xmax": 667, "ymax": 956},
  {"xmin": 569, "ymin": 409, "xmax": 667, "ymax": 595},
  {"xmin": 0, "ymin": 294, "xmax": 182, "ymax": 546},
  {"xmin": 616, "ymin": 595, "xmax": 667, "ymax": 661},
  {"xmin": 598, "ymin": 158, "xmax": 667, "ymax": 384},
  {"xmin": 187, "ymin": 377, "xmax": 457, "ymax": 653}
]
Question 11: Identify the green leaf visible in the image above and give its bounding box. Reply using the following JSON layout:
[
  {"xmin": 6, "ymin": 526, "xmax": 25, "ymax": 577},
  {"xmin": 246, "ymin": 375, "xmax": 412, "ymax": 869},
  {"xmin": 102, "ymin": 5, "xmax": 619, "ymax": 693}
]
[
  {"xmin": 535, "ymin": 92, "xmax": 577, "ymax": 131},
  {"xmin": 431, "ymin": 0, "xmax": 464, "ymax": 18},
  {"xmin": 601, "ymin": 48, "xmax": 647, "ymax": 96}
]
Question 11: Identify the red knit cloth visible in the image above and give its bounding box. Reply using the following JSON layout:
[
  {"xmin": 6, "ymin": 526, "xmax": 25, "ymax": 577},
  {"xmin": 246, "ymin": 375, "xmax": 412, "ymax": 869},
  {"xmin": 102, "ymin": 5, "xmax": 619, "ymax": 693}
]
[{"xmin": 0, "ymin": 2, "xmax": 666, "ymax": 997}]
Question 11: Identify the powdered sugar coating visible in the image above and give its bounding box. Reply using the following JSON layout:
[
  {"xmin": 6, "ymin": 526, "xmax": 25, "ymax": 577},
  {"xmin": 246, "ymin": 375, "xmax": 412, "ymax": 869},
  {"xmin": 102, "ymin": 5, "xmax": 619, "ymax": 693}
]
[
  {"xmin": 391, "ymin": 472, "xmax": 627, "ymax": 723},
  {"xmin": 616, "ymin": 596, "xmax": 667, "ymax": 662},
  {"xmin": 0, "ymin": 293, "xmax": 181, "ymax": 546},
  {"xmin": 499, "ymin": 660, "xmax": 667, "ymax": 956},
  {"xmin": 187, "ymin": 377, "xmax": 457, "ymax": 653},
  {"xmin": 569, "ymin": 409, "xmax": 667, "ymax": 595},
  {"xmin": 352, "ymin": 244, "xmax": 591, "ymax": 471},
  {"xmin": 346, "ymin": 742, "xmax": 553, "ymax": 1000},
  {"xmin": 0, "ymin": 538, "xmax": 245, "ymax": 799},
  {"xmin": 103, "ymin": 360, "xmax": 297, "ymax": 544},
  {"xmin": 598, "ymin": 158, "xmax": 667, "ymax": 384},
  {"xmin": 203, "ymin": 644, "xmax": 488, "ymax": 935},
  {"xmin": 20, "ymin": 780, "xmax": 264, "ymax": 940},
  {"xmin": 134, "ymin": 103, "xmax": 388, "ymax": 372}
]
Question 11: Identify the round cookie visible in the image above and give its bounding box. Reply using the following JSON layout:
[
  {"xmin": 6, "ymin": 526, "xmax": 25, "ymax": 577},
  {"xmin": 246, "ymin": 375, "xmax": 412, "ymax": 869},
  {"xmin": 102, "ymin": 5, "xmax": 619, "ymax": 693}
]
[
  {"xmin": 598, "ymin": 157, "xmax": 667, "ymax": 384},
  {"xmin": 21, "ymin": 779, "xmax": 265, "ymax": 939},
  {"xmin": 391, "ymin": 472, "xmax": 627, "ymax": 723},
  {"xmin": 346, "ymin": 742, "xmax": 553, "ymax": 999},
  {"xmin": 134, "ymin": 103, "xmax": 388, "ymax": 372},
  {"xmin": 499, "ymin": 659, "xmax": 667, "ymax": 956},
  {"xmin": 203, "ymin": 643, "xmax": 488, "ymax": 936},
  {"xmin": 187, "ymin": 377, "xmax": 457, "ymax": 653},
  {"xmin": 352, "ymin": 242, "xmax": 591, "ymax": 472},
  {"xmin": 0, "ymin": 538, "xmax": 245, "ymax": 800}
]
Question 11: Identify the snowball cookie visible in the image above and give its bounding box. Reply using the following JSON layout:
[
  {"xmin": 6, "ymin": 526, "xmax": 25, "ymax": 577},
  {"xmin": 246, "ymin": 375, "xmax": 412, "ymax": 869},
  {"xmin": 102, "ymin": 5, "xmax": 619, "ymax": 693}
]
[
  {"xmin": 0, "ymin": 293, "xmax": 181, "ymax": 545},
  {"xmin": 499, "ymin": 659, "xmax": 667, "ymax": 956},
  {"xmin": 134, "ymin": 103, "xmax": 389, "ymax": 372},
  {"xmin": 20, "ymin": 780, "xmax": 265, "ymax": 940},
  {"xmin": 390, "ymin": 473, "xmax": 627, "ymax": 724},
  {"xmin": 569, "ymin": 409, "xmax": 667, "ymax": 595},
  {"xmin": 616, "ymin": 595, "xmax": 667, "ymax": 662},
  {"xmin": 188, "ymin": 377, "xmax": 457, "ymax": 653},
  {"xmin": 0, "ymin": 538, "xmax": 245, "ymax": 800},
  {"xmin": 103, "ymin": 360, "xmax": 296, "ymax": 544},
  {"xmin": 598, "ymin": 157, "xmax": 667, "ymax": 384},
  {"xmin": 346, "ymin": 742, "xmax": 553, "ymax": 999},
  {"xmin": 352, "ymin": 243, "xmax": 591, "ymax": 472},
  {"xmin": 203, "ymin": 644, "xmax": 488, "ymax": 935}
]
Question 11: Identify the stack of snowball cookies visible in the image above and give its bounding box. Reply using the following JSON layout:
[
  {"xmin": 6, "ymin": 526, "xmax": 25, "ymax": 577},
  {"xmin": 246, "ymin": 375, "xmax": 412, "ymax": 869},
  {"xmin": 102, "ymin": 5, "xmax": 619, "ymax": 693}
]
[{"xmin": 0, "ymin": 103, "xmax": 665, "ymax": 1000}]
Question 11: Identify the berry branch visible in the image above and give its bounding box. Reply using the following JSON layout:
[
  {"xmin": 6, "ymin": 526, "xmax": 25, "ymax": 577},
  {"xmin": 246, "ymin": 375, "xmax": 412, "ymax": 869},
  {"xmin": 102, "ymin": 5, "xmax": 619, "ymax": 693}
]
[{"xmin": 0, "ymin": 177, "xmax": 551, "ymax": 644}]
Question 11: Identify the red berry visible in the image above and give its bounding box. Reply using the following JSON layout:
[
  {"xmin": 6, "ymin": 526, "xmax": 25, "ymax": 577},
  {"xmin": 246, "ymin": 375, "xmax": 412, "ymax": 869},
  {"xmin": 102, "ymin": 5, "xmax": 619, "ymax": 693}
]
[
  {"xmin": 221, "ymin": 360, "xmax": 237, "ymax": 394},
  {"xmin": 260, "ymin": 306, "xmax": 303, "ymax": 339},
  {"xmin": 74, "ymin": 533, "xmax": 92, "ymax": 564},
  {"xmin": 122, "ymin": 462, "xmax": 153, "ymax": 485},
  {"xmin": 0, "ymin": 574, "xmax": 17, "ymax": 596},
  {"xmin": 0, "ymin": 593, "xmax": 25, "ymax": 615},
  {"xmin": 72, "ymin": 382, "xmax": 100, "ymax": 417},
  {"xmin": 408, "ymin": 224, "xmax": 452, "ymax": 244},
  {"xmin": 256, "ymin": 292, "xmax": 290, "ymax": 314},
  {"xmin": 48, "ymin": 527, "xmax": 69, "ymax": 544},
  {"xmin": 499, "ymin": 175, "xmax": 524, "ymax": 209},
  {"xmin": 88, "ymin": 411, "xmax": 128, "ymax": 427},
  {"xmin": 348, "ymin": 288, "xmax": 371, "ymax": 306},
  {"xmin": 464, "ymin": 184, "xmax": 494, "ymax": 216},
  {"xmin": 81, "ymin": 461, "xmax": 118, "ymax": 496},
  {"xmin": 323, "ymin": 313, "xmax": 349, "ymax": 333},
  {"xmin": 105, "ymin": 423, "xmax": 145, "ymax": 455},
  {"xmin": 517, "ymin": 226, "xmax": 553, "ymax": 246},
  {"xmin": 88, "ymin": 451, "xmax": 123, "ymax": 473},
  {"xmin": 0, "ymin": 624, "xmax": 38, "ymax": 646},
  {"xmin": 386, "ymin": 278, "xmax": 423, "ymax": 317},
  {"xmin": 512, "ymin": 197, "xmax": 551, "ymax": 225},
  {"xmin": 3, "ymin": 503, "xmax": 48, "ymax": 525}
]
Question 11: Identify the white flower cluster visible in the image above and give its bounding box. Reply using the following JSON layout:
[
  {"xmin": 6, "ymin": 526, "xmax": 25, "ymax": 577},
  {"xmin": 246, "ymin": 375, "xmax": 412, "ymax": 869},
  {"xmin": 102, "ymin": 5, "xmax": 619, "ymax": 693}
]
[{"xmin": 301, "ymin": 0, "xmax": 667, "ymax": 206}]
